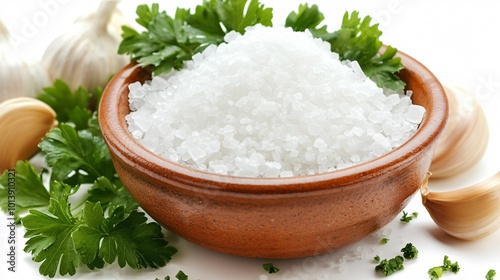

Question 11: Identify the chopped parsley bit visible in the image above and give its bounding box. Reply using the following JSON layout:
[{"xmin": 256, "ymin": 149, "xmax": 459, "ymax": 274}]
[
  {"xmin": 427, "ymin": 255, "xmax": 460, "ymax": 279},
  {"xmin": 375, "ymin": 256, "xmax": 404, "ymax": 276},
  {"xmin": 442, "ymin": 255, "xmax": 460, "ymax": 273},
  {"xmin": 380, "ymin": 237, "xmax": 390, "ymax": 244},
  {"xmin": 263, "ymin": 263, "xmax": 280, "ymax": 274},
  {"xmin": 486, "ymin": 269, "xmax": 497, "ymax": 280},
  {"xmin": 374, "ymin": 243, "xmax": 419, "ymax": 276},
  {"xmin": 400, "ymin": 243, "xmax": 418, "ymax": 259},
  {"xmin": 428, "ymin": 266, "xmax": 443, "ymax": 280},
  {"xmin": 400, "ymin": 211, "xmax": 418, "ymax": 223},
  {"xmin": 175, "ymin": 270, "xmax": 188, "ymax": 280},
  {"xmin": 156, "ymin": 270, "xmax": 188, "ymax": 280}
]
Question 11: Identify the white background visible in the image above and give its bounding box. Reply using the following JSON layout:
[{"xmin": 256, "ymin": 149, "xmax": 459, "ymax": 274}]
[{"xmin": 1, "ymin": 0, "xmax": 499, "ymax": 279}]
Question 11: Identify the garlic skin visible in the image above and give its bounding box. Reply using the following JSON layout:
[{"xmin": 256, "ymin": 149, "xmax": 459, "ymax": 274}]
[
  {"xmin": 421, "ymin": 171, "xmax": 500, "ymax": 240},
  {"xmin": 42, "ymin": 0, "xmax": 129, "ymax": 91},
  {"xmin": 0, "ymin": 20, "xmax": 50, "ymax": 102},
  {"xmin": 0, "ymin": 97, "xmax": 57, "ymax": 172},
  {"xmin": 429, "ymin": 85, "xmax": 489, "ymax": 178}
]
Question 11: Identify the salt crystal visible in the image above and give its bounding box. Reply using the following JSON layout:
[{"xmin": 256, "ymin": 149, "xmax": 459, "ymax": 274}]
[
  {"xmin": 150, "ymin": 76, "xmax": 169, "ymax": 90},
  {"xmin": 280, "ymin": 170, "xmax": 294, "ymax": 177},
  {"xmin": 187, "ymin": 145, "xmax": 206, "ymax": 162},
  {"xmin": 373, "ymin": 133, "xmax": 391, "ymax": 149},
  {"xmin": 130, "ymin": 129, "xmax": 143, "ymax": 139},
  {"xmin": 313, "ymin": 138, "xmax": 328, "ymax": 152},
  {"xmin": 209, "ymin": 160, "xmax": 229, "ymax": 174},
  {"xmin": 308, "ymin": 123, "xmax": 323, "ymax": 136},
  {"xmin": 263, "ymin": 161, "xmax": 282, "ymax": 178},
  {"xmin": 405, "ymin": 105, "xmax": 426, "ymax": 124},
  {"xmin": 350, "ymin": 154, "xmax": 360, "ymax": 162},
  {"xmin": 350, "ymin": 126, "xmax": 364, "ymax": 137}
]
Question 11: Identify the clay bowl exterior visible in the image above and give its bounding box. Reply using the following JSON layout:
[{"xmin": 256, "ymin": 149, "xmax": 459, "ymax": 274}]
[{"xmin": 99, "ymin": 49, "xmax": 448, "ymax": 259}]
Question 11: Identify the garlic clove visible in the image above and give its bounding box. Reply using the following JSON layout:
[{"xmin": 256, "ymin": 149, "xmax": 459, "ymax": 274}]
[
  {"xmin": 0, "ymin": 20, "xmax": 51, "ymax": 102},
  {"xmin": 429, "ymin": 85, "xmax": 489, "ymax": 178},
  {"xmin": 421, "ymin": 171, "xmax": 500, "ymax": 240},
  {"xmin": 42, "ymin": 0, "xmax": 129, "ymax": 91},
  {"xmin": 0, "ymin": 97, "xmax": 57, "ymax": 172}
]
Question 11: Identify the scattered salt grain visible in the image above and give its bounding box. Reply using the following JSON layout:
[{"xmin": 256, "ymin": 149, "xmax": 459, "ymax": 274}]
[
  {"xmin": 126, "ymin": 25, "xmax": 425, "ymax": 177},
  {"xmin": 259, "ymin": 275, "xmax": 269, "ymax": 280}
]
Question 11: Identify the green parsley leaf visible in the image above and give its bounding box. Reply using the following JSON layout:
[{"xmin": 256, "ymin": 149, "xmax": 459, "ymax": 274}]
[
  {"xmin": 319, "ymin": 11, "xmax": 405, "ymax": 91},
  {"xmin": 119, "ymin": 0, "xmax": 272, "ymax": 76},
  {"xmin": 39, "ymin": 123, "xmax": 116, "ymax": 184},
  {"xmin": 380, "ymin": 237, "xmax": 389, "ymax": 244},
  {"xmin": 375, "ymin": 255, "xmax": 404, "ymax": 276},
  {"xmin": 374, "ymin": 255, "xmax": 381, "ymax": 263},
  {"xmin": 201, "ymin": 0, "xmax": 273, "ymax": 34},
  {"xmin": 285, "ymin": 3, "xmax": 327, "ymax": 36},
  {"xmin": 486, "ymin": 269, "xmax": 496, "ymax": 280},
  {"xmin": 37, "ymin": 80, "xmax": 102, "ymax": 130},
  {"xmin": 22, "ymin": 182, "xmax": 82, "ymax": 278},
  {"xmin": 263, "ymin": 262, "xmax": 280, "ymax": 274},
  {"xmin": 400, "ymin": 211, "xmax": 418, "ymax": 223},
  {"xmin": 0, "ymin": 161, "xmax": 50, "ymax": 220},
  {"xmin": 72, "ymin": 202, "xmax": 177, "ymax": 269},
  {"xmin": 400, "ymin": 243, "xmax": 418, "ymax": 259},
  {"xmin": 87, "ymin": 176, "xmax": 138, "ymax": 215}
]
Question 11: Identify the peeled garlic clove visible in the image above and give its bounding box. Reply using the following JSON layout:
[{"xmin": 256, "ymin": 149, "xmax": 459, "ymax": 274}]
[
  {"xmin": 42, "ymin": 0, "xmax": 129, "ymax": 91},
  {"xmin": 0, "ymin": 97, "xmax": 57, "ymax": 172},
  {"xmin": 429, "ymin": 85, "xmax": 489, "ymax": 178},
  {"xmin": 0, "ymin": 20, "xmax": 51, "ymax": 102},
  {"xmin": 421, "ymin": 171, "xmax": 500, "ymax": 240}
]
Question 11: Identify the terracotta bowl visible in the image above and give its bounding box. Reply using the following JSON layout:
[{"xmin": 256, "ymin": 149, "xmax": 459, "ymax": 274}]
[{"xmin": 98, "ymin": 50, "xmax": 448, "ymax": 258}]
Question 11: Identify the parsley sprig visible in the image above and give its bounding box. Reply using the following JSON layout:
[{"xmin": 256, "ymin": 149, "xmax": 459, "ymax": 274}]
[
  {"xmin": 0, "ymin": 81, "xmax": 177, "ymax": 278},
  {"xmin": 118, "ymin": 0, "xmax": 273, "ymax": 75},
  {"xmin": 285, "ymin": 5, "xmax": 405, "ymax": 91},
  {"xmin": 119, "ymin": 1, "xmax": 405, "ymax": 90}
]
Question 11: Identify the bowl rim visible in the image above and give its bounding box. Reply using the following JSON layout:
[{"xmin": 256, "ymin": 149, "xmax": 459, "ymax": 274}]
[{"xmin": 99, "ymin": 49, "xmax": 448, "ymax": 195}]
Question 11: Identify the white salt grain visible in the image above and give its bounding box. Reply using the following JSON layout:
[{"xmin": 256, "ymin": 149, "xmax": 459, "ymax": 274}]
[{"xmin": 126, "ymin": 25, "xmax": 425, "ymax": 177}]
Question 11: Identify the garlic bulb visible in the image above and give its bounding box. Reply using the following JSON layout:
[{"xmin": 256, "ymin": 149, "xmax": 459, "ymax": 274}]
[
  {"xmin": 0, "ymin": 20, "xmax": 50, "ymax": 102},
  {"xmin": 429, "ymin": 85, "xmax": 489, "ymax": 178},
  {"xmin": 0, "ymin": 97, "xmax": 57, "ymax": 172},
  {"xmin": 421, "ymin": 171, "xmax": 500, "ymax": 240},
  {"xmin": 75, "ymin": 0, "xmax": 129, "ymax": 36},
  {"xmin": 42, "ymin": 0, "xmax": 129, "ymax": 91}
]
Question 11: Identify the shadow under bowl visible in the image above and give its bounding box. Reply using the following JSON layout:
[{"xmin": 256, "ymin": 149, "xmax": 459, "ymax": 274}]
[{"xmin": 98, "ymin": 49, "xmax": 448, "ymax": 258}]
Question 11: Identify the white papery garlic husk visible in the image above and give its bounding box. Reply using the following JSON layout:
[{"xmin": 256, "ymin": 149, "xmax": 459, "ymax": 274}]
[
  {"xmin": 429, "ymin": 85, "xmax": 489, "ymax": 178},
  {"xmin": 421, "ymin": 171, "xmax": 500, "ymax": 240},
  {"xmin": 0, "ymin": 20, "xmax": 50, "ymax": 102},
  {"xmin": 0, "ymin": 97, "xmax": 57, "ymax": 172},
  {"xmin": 42, "ymin": 0, "xmax": 129, "ymax": 91}
]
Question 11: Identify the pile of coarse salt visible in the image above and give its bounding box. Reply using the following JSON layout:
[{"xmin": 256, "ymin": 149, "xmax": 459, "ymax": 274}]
[{"xmin": 126, "ymin": 25, "xmax": 425, "ymax": 178}]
